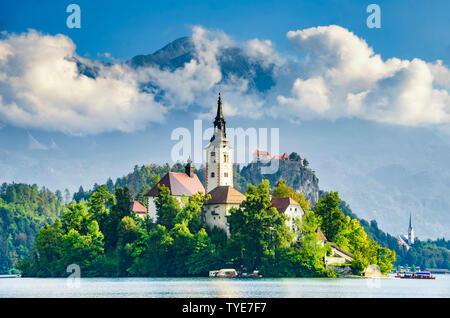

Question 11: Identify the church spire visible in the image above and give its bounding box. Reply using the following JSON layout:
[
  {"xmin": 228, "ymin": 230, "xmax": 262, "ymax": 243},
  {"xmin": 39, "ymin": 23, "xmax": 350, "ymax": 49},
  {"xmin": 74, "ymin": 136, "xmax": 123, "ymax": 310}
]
[
  {"xmin": 409, "ymin": 213, "xmax": 412, "ymax": 230},
  {"xmin": 213, "ymin": 92, "xmax": 226, "ymax": 136}
]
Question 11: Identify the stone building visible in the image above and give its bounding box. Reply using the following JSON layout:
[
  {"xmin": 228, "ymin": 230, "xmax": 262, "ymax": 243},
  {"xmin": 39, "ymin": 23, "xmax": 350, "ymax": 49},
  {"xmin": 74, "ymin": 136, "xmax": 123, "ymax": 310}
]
[
  {"xmin": 145, "ymin": 160, "xmax": 205, "ymax": 222},
  {"xmin": 203, "ymin": 94, "xmax": 245, "ymax": 234},
  {"xmin": 203, "ymin": 186, "xmax": 245, "ymax": 236},
  {"xmin": 270, "ymin": 197, "xmax": 304, "ymax": 232}
]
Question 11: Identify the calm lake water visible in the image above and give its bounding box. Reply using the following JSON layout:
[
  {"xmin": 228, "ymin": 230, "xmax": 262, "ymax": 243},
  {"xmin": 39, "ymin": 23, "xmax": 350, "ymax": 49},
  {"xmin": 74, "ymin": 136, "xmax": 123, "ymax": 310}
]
[{"xmin": 1, "ymin": 275, "xmax": 449, "ymax": 298}]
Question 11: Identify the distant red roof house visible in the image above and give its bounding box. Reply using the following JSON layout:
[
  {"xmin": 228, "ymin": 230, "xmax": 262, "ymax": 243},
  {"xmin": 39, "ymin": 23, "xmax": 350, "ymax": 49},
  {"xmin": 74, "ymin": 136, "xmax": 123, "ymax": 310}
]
[
  {"xmin": 270, "ymin": 197, "xmax": 300, "ymax": 214},
  {"xmin": 130, "ymin": 200, "xmax": 147, "ymax": 213},
  {"xmin": 315, "ymin": 227, "xmax": 327, "ymax": 241},
  {"xmin": 253, "ymin": 150, "xmax": 271, "ymax": 162},
  {"xmin": 206, "ymin": 186, "xmax": 245, "ymax": 204},
  {"xmin": 273, "ymin": 153, "xmax": 290, "ymax": 160},
  {"xmin": 253, "ymin": 150, "xmax": 270, "ymax": 155},
  {"xmin": 145, "ymin": 172, "xmax": 205, "ymax": 197}
]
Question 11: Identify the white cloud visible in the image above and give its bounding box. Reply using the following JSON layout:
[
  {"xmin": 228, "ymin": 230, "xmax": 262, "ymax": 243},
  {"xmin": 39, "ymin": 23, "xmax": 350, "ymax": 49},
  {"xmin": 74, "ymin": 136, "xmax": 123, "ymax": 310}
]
[
  {"xmin": 0, "ymin": 30, "xmax": 167, "ymax": 135},
  {"xmin": 276, "ymin": 25, "xmax": 450, "ymax": 128},
  {"xmin": 244, "ymin": 38, "xmax": 285, "ymax": 68},
  {"xmin": 0, "ymin": 26, "xmax": 449, "ymax": 135}
]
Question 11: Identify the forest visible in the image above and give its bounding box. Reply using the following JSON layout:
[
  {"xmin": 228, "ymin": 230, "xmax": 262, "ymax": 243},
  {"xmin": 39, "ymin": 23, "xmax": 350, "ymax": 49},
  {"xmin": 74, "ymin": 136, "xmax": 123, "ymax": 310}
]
[
  {"xmin": 17, "ymin": 179, "xmax": 395, "ymax": 277},
  {"xmin": 1, "ymin": 161, "xmax": 449, "ymax": 274}
]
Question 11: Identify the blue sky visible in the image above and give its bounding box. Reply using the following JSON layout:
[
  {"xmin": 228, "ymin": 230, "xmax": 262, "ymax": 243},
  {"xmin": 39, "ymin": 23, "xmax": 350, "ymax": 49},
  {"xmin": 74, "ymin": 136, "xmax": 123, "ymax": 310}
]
[
  {"xmin": 0, "ymin": 0, "xmax": 449, "ymax": 238},
  {"xmin": 2, "ymin": 0, "xmax": 449, "ymax": 63}
]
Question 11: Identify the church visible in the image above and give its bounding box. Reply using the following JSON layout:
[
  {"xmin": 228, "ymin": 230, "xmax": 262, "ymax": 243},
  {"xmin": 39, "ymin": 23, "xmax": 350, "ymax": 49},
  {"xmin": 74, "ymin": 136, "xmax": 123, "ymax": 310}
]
[
  {"xmin": 143, "ymin": 93, "xmax": 304, "ymax": 236},
  {"xmin": 397, "ymin": 213, "xmax": 415, "ymax": 249}
]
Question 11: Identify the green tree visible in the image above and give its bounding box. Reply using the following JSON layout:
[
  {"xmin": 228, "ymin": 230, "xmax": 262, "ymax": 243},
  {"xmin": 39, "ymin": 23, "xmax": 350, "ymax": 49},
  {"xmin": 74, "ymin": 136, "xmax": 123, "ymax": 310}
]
[
  {"xmin": 174, "ymin": 192, "xmax": 209, "ymax": 233},
  {"xmin": 104, "ymin": 187, "xmax": 132, "ymax": 251},
  {"xmin": 313, "ymin": 192, "xmax": 348, "ymax": 244},
  {"xmin": 128, "ymin": 225, "xmax": 173, "ymax": 276},
  {"xmin": 272, "ymin": 180, "xmax": 311, "ymax": 211},
  {"xmin": 87, "ymin": 185, "xmax": 115, "ymax": 232},
  {"xmin": 186, "ymin": 228, "xmax": 216, "ymax": 276},
  {"xmin": 155, "ymin": 184, "xmax": 181, "ymax": 230},
  {"xmin": 228, "ymin": 179, "xmax": 292, "ymax": 271}
]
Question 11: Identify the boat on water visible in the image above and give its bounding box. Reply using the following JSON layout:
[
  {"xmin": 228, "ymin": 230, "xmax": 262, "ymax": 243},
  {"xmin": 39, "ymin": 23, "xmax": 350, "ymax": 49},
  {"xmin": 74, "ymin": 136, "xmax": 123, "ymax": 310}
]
[
  {"xmin": 212, "ymin": 269, "xmax": 238, "ymax": 277},
  {"xmin": 0, "ymin": 274, "xmax": 21, "ymax": 278},
  {"xmin": 209, "ymin": 268, "xmax": 263, "ymax": 278},
  {"xmin": 395, "ymin": 271, "xmax": 435, "ymax": 279}
]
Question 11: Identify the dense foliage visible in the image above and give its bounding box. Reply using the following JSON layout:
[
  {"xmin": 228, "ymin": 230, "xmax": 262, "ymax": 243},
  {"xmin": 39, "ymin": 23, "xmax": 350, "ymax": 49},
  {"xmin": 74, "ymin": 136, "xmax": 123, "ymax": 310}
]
[
  {"xmin": 18, "ymin": 180, "xmax": 396, "ymax": 277},
  {"xmin": 0, "ymin": 183, "xmax": 64, "ymax": 274},
  {"xmin": 3, "ymin": 162, "xmax": 447, "ymax": 274}
]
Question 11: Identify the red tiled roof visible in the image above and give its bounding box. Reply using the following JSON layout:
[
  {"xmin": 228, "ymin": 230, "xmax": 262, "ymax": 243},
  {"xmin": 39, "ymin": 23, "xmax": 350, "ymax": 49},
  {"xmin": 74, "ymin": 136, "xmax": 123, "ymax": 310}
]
[
  {"xmin": 205, "ymin": 186, "xmax": 245, "ymax": 204},
  {"xmin": 281, "ymin": 153, "xmax": 289, "ymax": 159},
  {"xmin": 254, "ymin": 150, "xmax": 270, "ymax": 155},
  {"xmin": 270, "ymin": 197, "xmax": 300, "ymax": 214},
  {"xmin": 130, "ymin": 200, "xmax": 147, "ymax": 213},
  {"xmin": 145, "ymin": 172, "xmax": 205, "ymax": 197},
  {"xmin": 316, "ymin": 228, "xmax": 327, "ymax": 241},
  {"xmin": 273, "ymin": 155, "xmax": 282, "ymax": 160}
]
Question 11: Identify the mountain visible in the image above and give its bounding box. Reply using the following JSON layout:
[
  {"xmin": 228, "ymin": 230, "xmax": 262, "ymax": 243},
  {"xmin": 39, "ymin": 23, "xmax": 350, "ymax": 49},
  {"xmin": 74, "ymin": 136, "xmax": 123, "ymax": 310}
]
[{"xmin": 127, "ymin": 36, "xmax": 276, "ymax": 92}]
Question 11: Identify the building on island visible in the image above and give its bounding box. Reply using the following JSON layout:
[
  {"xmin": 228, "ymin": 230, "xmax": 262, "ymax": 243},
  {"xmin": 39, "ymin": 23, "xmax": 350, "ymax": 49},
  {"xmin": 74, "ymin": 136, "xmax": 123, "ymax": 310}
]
[
  {"xmin": 315, "ymin": 228, "xmax": 354, "ymax": 265},
  {"xmin": 204, "ymin": 93, "xmax": 234, "ymax": 194},
  {"xmin": 142, "ymin": 93, "xmax": 307, "ymax": 238},
  {"xmin": 270, "ymin": 197, "xmax": 304, "ymax": 232},
  {"xmin": 202, "ymin": 93, "xmax": 306, "ymax": 236},
  {"xmin": 203, "ymin": 186, "xmax": 246, "ymax": 236},
  {"xmin": 130, "ymin": 200, "xmax": 147, "ymax": 219},
  {"xmin": 203, "ymin": 93, "xmax": 245, "ymax": 235},
  {"xmin": 144, "ymin": 160, "xmax": 205, "ymax": 222}
]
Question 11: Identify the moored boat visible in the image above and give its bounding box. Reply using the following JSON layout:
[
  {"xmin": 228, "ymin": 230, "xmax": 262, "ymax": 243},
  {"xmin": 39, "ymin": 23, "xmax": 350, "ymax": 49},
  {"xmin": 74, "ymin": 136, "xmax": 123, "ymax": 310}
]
[
  {"xmin": 0, "ymin": 274, "xmax": 21, "ymax": 278},
  {"xmin": 395, "ymin": 271, "xmax": 435, "ymax": 279},
  {"xmin": 211, "ymin": 269, "xmax": 238, "ymax": 277}
]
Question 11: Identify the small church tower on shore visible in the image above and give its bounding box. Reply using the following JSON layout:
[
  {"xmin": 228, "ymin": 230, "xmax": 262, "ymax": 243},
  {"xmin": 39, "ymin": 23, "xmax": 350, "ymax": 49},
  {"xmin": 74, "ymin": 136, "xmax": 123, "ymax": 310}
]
[{"xmin": 408, "ymin": 213, "xmax": 414, "ymax": 245}]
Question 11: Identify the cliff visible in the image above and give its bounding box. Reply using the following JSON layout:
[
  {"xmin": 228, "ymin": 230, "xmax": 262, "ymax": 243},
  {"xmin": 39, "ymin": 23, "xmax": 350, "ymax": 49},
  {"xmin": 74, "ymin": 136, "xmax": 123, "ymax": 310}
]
[{"xmin": 238, "ymin": 159, "xmax": 320, "ymax": 205}]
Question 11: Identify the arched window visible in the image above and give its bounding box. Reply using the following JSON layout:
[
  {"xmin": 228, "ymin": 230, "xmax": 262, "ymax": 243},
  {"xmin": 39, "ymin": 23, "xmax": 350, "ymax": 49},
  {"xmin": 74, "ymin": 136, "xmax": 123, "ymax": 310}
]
[{"xmin": 211, "ymin": 172, "xmax": 215, "ymax": 177}]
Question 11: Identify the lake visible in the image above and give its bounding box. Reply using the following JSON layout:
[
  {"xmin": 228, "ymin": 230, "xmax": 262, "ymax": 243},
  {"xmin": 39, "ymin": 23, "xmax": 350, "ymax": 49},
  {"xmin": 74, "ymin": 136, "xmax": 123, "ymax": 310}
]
[{"xmin": 1, "ymin": 275, "xmax": 449, "ymax": 298}]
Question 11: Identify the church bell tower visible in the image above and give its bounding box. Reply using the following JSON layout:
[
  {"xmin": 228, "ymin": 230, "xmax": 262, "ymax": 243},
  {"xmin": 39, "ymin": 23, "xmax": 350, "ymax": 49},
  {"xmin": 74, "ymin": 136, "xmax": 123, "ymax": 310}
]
[{"xmin": 205, "ymin": 93, "xmax": 233, "ymax": 193}]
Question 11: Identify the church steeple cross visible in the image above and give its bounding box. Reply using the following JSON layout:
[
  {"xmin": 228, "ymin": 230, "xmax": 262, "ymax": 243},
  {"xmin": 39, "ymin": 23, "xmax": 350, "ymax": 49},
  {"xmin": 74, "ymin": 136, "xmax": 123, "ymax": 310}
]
[{"xmin": 214, "ymin": 92, "xmax": 226, "ymax": 136}]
